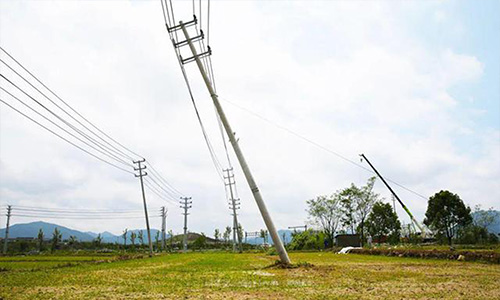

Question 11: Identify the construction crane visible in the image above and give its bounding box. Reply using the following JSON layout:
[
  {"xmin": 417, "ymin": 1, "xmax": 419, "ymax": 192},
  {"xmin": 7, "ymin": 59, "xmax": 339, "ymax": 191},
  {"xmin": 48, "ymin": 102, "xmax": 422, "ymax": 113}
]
[{"xmin": 359, "ymin": 154, "xmax": 428, "ymax": 238}]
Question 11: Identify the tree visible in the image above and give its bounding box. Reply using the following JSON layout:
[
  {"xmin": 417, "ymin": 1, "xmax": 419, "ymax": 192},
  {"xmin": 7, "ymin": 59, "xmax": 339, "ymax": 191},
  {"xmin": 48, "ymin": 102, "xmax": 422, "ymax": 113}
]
[
  {"xmin": 94, "ymin": 234, "xmax": 102, "ymax": 248},
  {"xmin": 288, "ymin": 229, "xmax": 326, "ymax": 250},
  {"xmin": 223, "ymin": 226, "xmax": 231, "ymax": 245},
  {"xmin": 168, "ymin": 230, "xmax": 174, "ymax": 250},
  {"xmin": 424, "ymin": 190, "xmax": 472, "ymax": 246},
  {"xmin": 473, "ymin": 205, "xmax": 499, "ymax": 231},
  {"xmin": 307, "ymin": 194, "xmax": 342, "ymax": 245},
  {"xmin": 37, "ymin": 228, "xmax": 44, "ymax": 251},
  {"xmin": 338, "ymin": 177, "xmax": 379, "ymax": 246},
  {"xmin": 356, "ymin": 177, "xmax": 379, "ymax": 245},
  {"xmin": 138, "ymin": 231, "xmax": 144, "ymax": 246},
  {"xmin": 214, "ymin": 229, "xmax": 220, "ymax": 245},
  {"xmin": 122, "ymin": 229, "xmax": 128, "ymax": 246},
  {"xmin": 192, "ymin": 233, "xmax": 207, "ymax": 250},
  {"xmin": 68, "ymin": 235, "xmax": 77, "ymax": 249},
  {"xmin": 51, "ymin": 228, "xmax": 62, "ymax": 252},
  {"xmin": 366, "ymin": 202, "xmax": 401, "ymax": 244},
  {"xmin": 155, "ymin": 231, "xmax": 160, "ymax": 251},
  {"xmin": 339, "ymin": 189, "xmax": 358, "ymax": 234},
  {"xmin": 259, "ymin": 229, "xmax": 268, "ymax": 244},
  {"xmin": 130, "ymin": 232, "xmax": 137, "ymax": 247}
]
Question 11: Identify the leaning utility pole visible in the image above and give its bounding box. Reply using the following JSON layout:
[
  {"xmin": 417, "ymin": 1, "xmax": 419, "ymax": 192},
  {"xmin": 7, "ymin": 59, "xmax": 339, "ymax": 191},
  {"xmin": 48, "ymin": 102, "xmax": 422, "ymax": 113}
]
[
  {"xmin": 224, "ymin": 168, "xmax": 242, "ymax": 253},
  {"xmin": 172, "ymin": 18, "xmax": 291, "ymax": 264},
  {"xmin": 3, "ymin": 205, "xmax": 12, "ymax": 254},
  {"xmin": 161, "ymin": 206, "xmax": 167, "ymax": 251},
  {"xmin": 180, "ymin": 196, "xmax": 192, "ymax": 253},
  {"xmin": 134, "ymin": 159, "xmax": 153, "ymax": 257}
]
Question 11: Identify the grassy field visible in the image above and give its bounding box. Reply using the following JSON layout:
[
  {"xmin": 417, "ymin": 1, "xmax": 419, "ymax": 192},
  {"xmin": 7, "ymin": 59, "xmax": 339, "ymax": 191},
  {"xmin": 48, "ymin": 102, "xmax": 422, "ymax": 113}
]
[{"xmin": 1, "ymin": 251, "xmax": 499, "ymax": 299}]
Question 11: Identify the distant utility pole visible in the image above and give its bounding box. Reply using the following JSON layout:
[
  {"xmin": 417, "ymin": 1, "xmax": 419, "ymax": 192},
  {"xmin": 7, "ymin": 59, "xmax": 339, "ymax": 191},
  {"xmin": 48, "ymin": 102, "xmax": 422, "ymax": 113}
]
[
  {"xmin": 180, "ymin": 197, "xmax": 192, "ymax": 253},
  {"xmin": 175, "ymin": 18, "xmax": 291, "ymax": 264},
  {"xmin": 224, "ymin": 168, "xmax": 242, "ymax": 253},
  {"xmin": 134, "ymin": 159, "xmax": 153, "ymax": 257},
  {"xmin": 3, "ymin": 205, "xmax": 12, "ymax": 254},
  {"xmin": 161, "ymin": 206, "xmax": 167, "ymax": 251}
]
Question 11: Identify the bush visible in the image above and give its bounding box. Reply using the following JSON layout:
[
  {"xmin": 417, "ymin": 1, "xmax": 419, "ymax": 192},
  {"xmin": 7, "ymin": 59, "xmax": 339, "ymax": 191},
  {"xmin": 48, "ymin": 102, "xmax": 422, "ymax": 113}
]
[
  {"xmin": 456, "ymin": 225, "xmax": 489, "ymax": 244},
  {"xmin": 288, "ymin": 230, "xmax": 326, "ymax": 251}
]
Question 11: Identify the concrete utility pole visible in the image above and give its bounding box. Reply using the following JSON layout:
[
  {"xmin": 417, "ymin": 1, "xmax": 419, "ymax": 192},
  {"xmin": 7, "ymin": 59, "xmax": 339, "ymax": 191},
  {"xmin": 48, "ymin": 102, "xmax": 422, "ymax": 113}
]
[
  {"xmin": 180, "ymin": 196, "xmax": 192, "ymax": 253},
  {"xmin": 175, "ymin": 19, "xmax": 291, "ymax": 264},
  {"xmin": 161, "ymin": 206, "xmax": 167, "ymax": 251},
  {"xmin": 224, "ymin": 168, "xmax": 242, "ymax": 253},
  {"xmin": 3, "ymin": 205, "xmax": 12, "ymax": 254},
  {"xmin": 134, "ymin": 159, "xmax": 153, "ymax": 257}
]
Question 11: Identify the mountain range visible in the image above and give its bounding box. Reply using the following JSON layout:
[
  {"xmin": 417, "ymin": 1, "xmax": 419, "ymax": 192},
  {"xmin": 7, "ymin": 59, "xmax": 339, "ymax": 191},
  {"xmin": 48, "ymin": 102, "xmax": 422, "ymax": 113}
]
[
  {"xmin": 0, "ymin": 221, "xmax": 161, "ymax": 244},
  {"xmin": 0, "ymin": 221, "xmax": 295, "ymax": 245}
]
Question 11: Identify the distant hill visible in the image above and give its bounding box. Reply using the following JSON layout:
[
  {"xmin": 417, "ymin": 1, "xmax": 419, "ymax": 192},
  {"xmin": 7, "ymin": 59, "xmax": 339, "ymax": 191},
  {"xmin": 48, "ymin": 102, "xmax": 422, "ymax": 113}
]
[
  {"xmin": 0, "ymin": 221, "xmax": 298, "ymax": 245},
  {"xmin": 0, "ymin": 221, "xmax": 165, "ymax": 244},
  {"xmin": 0, "ymin": 221, "xmax": 95, "ymax": 241},
  {"xmin": 473, "ymin": 210, "xmax": 500, "ymax": 234}
]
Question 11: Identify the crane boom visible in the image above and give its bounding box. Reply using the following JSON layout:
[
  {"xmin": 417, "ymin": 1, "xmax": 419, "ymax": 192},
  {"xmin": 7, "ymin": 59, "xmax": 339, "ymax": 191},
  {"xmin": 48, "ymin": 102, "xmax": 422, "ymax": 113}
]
[{"xmin": 360, "ymin": 154, "xmax": 426, "ymax": 236}]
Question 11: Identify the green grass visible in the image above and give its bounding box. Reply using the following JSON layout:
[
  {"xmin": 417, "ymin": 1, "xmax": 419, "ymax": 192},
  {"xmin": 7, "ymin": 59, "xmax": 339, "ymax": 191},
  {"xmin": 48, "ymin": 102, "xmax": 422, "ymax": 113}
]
[{"xmin": 0, "ymin": 252, "xmax": 499, "ymax": 299}]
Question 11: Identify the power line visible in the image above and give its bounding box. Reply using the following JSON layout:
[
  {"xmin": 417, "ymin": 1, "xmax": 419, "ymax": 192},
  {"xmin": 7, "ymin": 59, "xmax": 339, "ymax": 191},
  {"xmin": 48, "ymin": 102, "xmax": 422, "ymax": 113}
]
[
  {"xmin": 0, "ymin": 60, "xmax": 135, "ymax": 164},
  {"xmin": 0, "ymin": 47, "xmax": 143, "ymax": 160},
  {"xmin": 11, "ymin": 205, "xmax": 144, "ymax": 213},
  {"xmin": 0, "ymin": 83, "xmax": 133, "ymax": 168},
  {"xmin": 10, "ymin": 214, "xmax": 160, "ymax": 220},
  {"xmin": 1, "ymin": 48, "xmax": 184, "ymax": 196},
  {"xmin": 146, "ymin": 175, "xmax": 181, "ymax": 201},
  {"xmin": 172, "ymin": 42, "xmax": 224, "ymax": 180},
  {"xmin": 220, "ymin": 97, "xmax": 429, "ymax": 200},
  {"xmin": 143, "ymin": 179, "xmax": 179, "ymax": 205},
  {"xmin": 146, "ymin": 162, "xmax": 185, "ymax": 197},
  {"xmin": 0, "ymin": 98, "xmax": 134, "ymax": 174}
]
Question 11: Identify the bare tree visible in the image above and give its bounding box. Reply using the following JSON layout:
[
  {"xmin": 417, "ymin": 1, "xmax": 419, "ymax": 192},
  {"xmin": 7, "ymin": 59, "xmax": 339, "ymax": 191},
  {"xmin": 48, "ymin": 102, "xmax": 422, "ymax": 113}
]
[
  {"xmin": 122, "ymin": 229, "xmax": 128, "ymax": 246},
  {"xmin": 307, "ymin": 194, "xmax": 342, "ymax": 245}
]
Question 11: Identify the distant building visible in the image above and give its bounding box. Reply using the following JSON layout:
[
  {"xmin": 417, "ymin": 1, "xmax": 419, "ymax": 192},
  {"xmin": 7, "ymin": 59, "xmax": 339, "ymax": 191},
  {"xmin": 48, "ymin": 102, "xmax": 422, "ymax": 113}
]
[{"xmin": 335, "ymin": 234, "xmax": 361, "ymax": 247}]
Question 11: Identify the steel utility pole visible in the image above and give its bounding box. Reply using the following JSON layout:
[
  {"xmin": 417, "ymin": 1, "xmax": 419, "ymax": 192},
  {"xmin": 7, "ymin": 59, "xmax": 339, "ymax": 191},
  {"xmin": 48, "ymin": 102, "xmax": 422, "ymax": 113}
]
[
  {"xmin": 134, "ymin": 159, "xmax": 153, "ymax": 257},
  {"xmin": 173, "ymin": 19, "xmax": 291, "ymax": 264},
  {"xmin": 224, "ymin": 168, "xmax": 242, "ymax": 253},
  {"xmin": 161, "ymin": 206, "xmax": 167, "ymax": 251},
  {"xmin": 3, "ymin": 205, "xmax": 12, "ymax": 254},
  {"xmin": 180, "ymin": 196, "xmax": 192, "ymax": 252}
]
